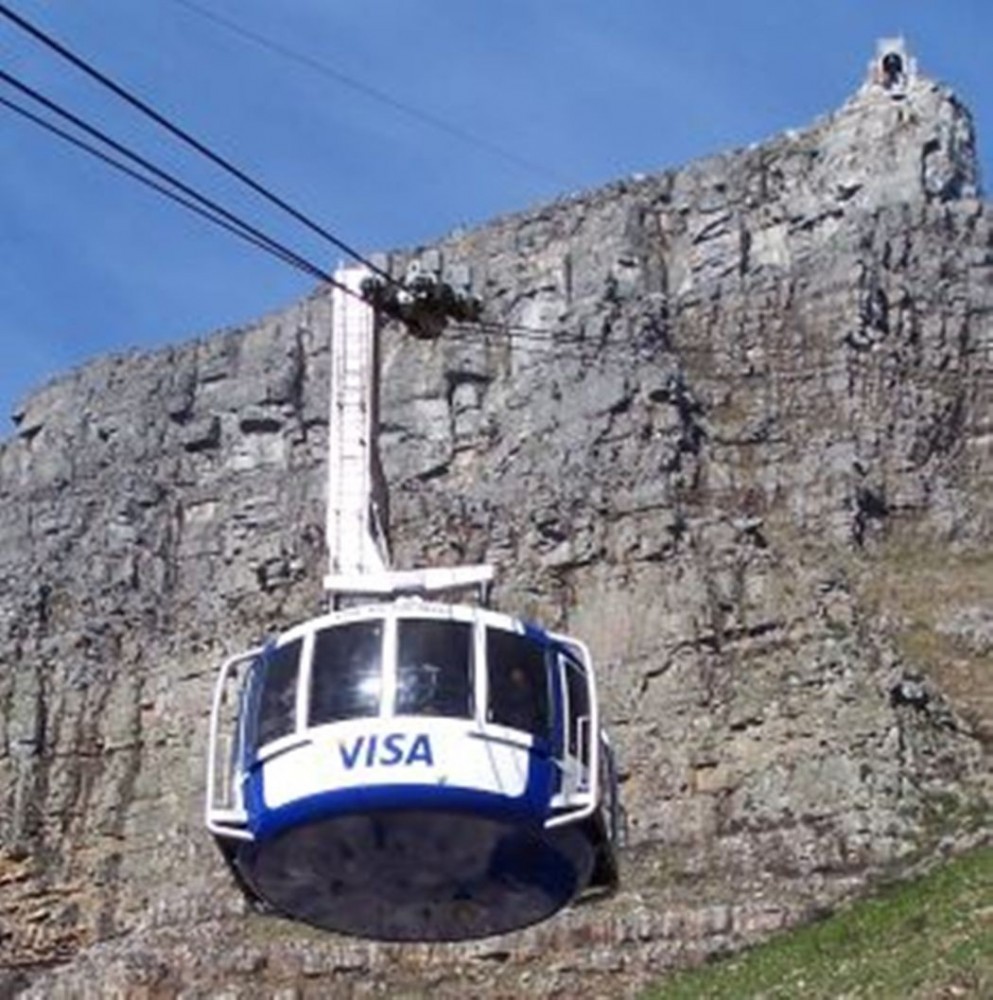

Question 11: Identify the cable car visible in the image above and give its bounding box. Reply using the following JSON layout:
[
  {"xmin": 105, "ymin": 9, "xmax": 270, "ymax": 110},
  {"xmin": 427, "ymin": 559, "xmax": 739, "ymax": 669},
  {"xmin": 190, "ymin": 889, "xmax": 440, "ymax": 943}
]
[
  {"xmin": 206, "ymin": 597, "xmax": 619, "ymax": 940},
  {"xmin": 204, "ymin": 265, "xmax": 619, "ymax": 940}
]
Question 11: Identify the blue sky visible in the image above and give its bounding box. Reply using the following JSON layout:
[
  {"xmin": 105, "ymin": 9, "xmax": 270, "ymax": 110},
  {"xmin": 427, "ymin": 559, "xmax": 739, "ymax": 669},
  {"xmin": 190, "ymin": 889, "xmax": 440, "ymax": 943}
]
[{"xmin": 1, "ymin": 1, "xmax": 991, "ymax": 426}]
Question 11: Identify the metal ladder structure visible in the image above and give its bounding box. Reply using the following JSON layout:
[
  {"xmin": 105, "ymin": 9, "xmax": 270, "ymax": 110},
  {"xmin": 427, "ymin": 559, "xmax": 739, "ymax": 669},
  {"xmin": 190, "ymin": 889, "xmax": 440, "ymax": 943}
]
[{"xmin": 325, "ymin": 266, "xmax": 388, "ymax": 589}]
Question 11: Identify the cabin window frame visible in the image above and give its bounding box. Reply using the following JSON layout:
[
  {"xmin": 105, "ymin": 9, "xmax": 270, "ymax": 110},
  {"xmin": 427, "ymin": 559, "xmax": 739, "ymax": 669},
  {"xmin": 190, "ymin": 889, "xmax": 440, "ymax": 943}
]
[
  {"xmin": 308, "ymin": 617, "xmax": 387, "ymax": 727},
  {"xmin": 394, "ymin": 616, "xmax": 475, "ymax": 720},
  {"xmin": 483, "ymin": 624, "xmax": 553, "ymax": 744},
  {"xmin": 251, "ymin": 636, "xmax": 303, "ymax": 751}
]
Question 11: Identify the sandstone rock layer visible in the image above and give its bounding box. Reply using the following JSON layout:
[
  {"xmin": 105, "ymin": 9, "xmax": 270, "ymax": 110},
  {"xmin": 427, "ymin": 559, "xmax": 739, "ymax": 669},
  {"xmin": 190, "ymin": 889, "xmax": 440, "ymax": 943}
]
[{"xmin": 1, "ymin": 60, "xmax": 991, "ymax": 998}]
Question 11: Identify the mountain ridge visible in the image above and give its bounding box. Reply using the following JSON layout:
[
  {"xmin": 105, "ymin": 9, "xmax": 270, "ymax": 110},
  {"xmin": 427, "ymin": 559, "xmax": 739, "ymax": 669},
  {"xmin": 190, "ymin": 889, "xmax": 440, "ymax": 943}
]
[{"xmin": 2, "ymin": 41, "xmax": 991, "ymax": 997}]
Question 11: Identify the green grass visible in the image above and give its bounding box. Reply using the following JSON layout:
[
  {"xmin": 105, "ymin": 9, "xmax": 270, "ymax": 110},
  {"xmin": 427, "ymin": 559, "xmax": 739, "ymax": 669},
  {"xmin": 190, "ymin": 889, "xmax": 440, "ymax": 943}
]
[{"xmin": 643, "ymin": 845, "xmax": 993, "ymax": 999}]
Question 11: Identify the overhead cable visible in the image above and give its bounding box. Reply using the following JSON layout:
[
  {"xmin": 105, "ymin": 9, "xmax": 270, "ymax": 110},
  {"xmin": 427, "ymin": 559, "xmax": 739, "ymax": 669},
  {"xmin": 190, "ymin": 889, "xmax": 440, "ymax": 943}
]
[
  {"xmin": 0, "ymin": 70, "xmax": 584, "ymax": 339},
  {"xmin": 0, "ymin": 92, "xmax": 335, "ymax": 285},
  {"xmin": 0, "ymin": 68, "xmax": 355, "ymax": 296},
  {"xmin": 7, "ymin": 7, "xmax": 973, "ymax": 377},
  {"xmin": 5, "ymin": 77, "xmax": 974, "ymax": 377},
  {"xmin": 165, "ymin": 0, "xmax": 570, "ymax": 187},
  {"xmin": 0, "ymin": 0, "xmax": 398, "ymax": 288},
  {"xmin": 2, "ymin": 77, "xmax": 983, "ymax": 382}
]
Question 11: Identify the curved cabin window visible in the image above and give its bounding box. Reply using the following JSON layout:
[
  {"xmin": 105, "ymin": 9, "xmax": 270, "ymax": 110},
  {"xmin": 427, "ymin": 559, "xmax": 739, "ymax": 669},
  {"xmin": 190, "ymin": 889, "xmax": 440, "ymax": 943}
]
[
  {"xmin": 564, "ymin": 655, "xmax": 591, "ymax": 759},
  {"xmin": 486, "ymin": 628, "xmax": 550, "ymax": 739},
  {"xmin": 310, "ymin": 620, "xmax": 383, "ymax": 725},
  {"xmin": 255, "ymin": 638, "xmax": 301, "ymax": 749},
  {"xmin": 396, "ymin": 619, "xmax": 473, "ymax": 718}
]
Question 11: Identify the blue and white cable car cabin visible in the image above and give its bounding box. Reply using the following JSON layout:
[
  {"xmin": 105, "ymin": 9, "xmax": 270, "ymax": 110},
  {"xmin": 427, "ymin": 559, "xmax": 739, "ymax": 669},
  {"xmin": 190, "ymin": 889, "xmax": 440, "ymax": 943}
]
[
  {"xmin": 205, "ymin": 267, "xmax": 619, "ymax": 941},
  {"xmin": 206, "ymin": 599, "xmax": 620, "ymax": 940}
]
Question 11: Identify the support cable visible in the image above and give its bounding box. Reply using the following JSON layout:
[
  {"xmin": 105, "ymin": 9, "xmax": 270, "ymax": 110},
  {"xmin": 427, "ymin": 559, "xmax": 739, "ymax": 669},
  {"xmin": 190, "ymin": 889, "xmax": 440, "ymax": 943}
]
[
  {"xmin": 0, "ymin": 0, "xmax": 399, "ymax": 288},
  {"xmin": 164, "ymin": 0, "xmax": 569, "ymax": 187},
  {"xmin": 0, "ymin": 92, "xmax": 331, "ymax": 284},
  {"xmin": 5, "ymin": 5, "xmax": 941, "ymax": 377},
  {"xmin": 0, "ymin": 5, "xmax": 600, "ymax": 342},
  {"xmin": 0, "ymin": 68, "xmax": 355, "ymax": 297}
]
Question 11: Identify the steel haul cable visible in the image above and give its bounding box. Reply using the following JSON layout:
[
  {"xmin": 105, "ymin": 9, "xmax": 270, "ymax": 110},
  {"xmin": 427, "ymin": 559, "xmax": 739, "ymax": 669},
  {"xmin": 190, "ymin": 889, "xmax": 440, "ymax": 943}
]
[
  {"xmin": 6, "ymin": 5, "xmax": 987, "ymax": 381},
  {"xmin": 0, "ymin": 67, "xmax": 355, "ymax": 297},
  {"xmin": 0, "ymin": 92, "xmax": 333, "ymax": 285},
  {"xmin": 164, "ymin": 0, "xmax": 568, "ymax": 187},
  {"xmin": 0, "ymin": 0, "xmax": 398, "ymax": 289}
]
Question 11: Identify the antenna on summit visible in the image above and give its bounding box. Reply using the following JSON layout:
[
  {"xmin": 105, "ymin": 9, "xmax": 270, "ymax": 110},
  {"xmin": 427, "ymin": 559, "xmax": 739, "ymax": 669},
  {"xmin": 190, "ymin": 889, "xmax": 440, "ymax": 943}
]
[{"xmin": 867, "ymin": 37, "xmax": 918, "ymax": 98}]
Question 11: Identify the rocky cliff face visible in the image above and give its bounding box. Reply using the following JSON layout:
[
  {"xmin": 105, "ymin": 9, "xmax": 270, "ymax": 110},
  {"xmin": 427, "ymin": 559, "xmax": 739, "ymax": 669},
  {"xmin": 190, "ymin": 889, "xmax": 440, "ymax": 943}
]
[{"xmin": 2, "ymin": 51, "xmax": 991, "ymax": 998}]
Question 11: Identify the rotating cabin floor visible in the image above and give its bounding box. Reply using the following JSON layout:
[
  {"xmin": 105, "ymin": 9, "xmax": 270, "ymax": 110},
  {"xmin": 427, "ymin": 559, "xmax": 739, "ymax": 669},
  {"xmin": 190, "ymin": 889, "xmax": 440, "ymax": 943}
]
[{"xmin": 223, "ymin": 808, "xmax": 599, "ymax": 941}]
